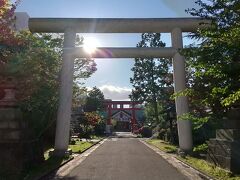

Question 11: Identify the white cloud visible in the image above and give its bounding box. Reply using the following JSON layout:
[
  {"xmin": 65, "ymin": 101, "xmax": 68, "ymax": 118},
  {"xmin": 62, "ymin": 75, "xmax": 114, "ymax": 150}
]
[{"xmin": 99, "ymin": 85, "xmax": 132, "ymax": 100}]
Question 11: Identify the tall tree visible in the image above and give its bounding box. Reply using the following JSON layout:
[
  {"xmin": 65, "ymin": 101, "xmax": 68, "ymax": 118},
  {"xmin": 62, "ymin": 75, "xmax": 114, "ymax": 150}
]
[
  {"xmin": 130, "ymin": 33, "xmax": 173, "ymax": 126},
  {"xmin": 0, "ymin": 1, "xmax": 98, "ymax": 177},
  {"xmin": 84, "ymin": 87, "xmax": 105, "ymax": 112},
  {"xmin": 183, "ymin": 0, "xmax": 240, "ymax": 116},
  {"xmin": 1, "ymin": 32, "xmax": 97, "ymax": 149},
  {"xmin": 180, "ymin": 0, "xmax": 240, "ymax": 143}
]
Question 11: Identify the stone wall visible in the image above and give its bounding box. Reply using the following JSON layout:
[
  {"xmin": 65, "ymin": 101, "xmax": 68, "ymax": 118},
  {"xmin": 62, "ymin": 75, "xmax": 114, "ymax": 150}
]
[{"xmin": 207, "ymin": 108, "xmax": 240, "ymax": 173}]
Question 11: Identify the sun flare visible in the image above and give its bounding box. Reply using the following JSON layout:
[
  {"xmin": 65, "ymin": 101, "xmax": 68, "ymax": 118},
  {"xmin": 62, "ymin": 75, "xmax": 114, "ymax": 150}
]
[{"xmin": 83, "ymin": 37, "xmax": 100, "ymax": 54}]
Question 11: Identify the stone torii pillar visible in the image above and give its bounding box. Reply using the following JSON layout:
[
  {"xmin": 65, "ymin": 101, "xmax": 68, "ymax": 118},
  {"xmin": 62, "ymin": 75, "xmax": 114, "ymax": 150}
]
[
  {"xmin": 54, "ymin": 29, "xmax": 76, "ymax": 156},
  {"xmin": 171, "ymin": 28, "xmax": 193, "ymax": 152}
]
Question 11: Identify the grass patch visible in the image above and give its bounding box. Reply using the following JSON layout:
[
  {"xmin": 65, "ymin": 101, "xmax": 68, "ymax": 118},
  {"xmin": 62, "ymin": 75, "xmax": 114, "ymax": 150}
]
[
  {"xmin": 90, "ymin": 135, "xmax": 105, "ymax": 140},
  {"xmin": 146, "ymin": 139, "xmax": 240, "ymax": 180},
  {"xmin": 23, "ymin": 139, "xmax": 100, "ymax": 179},
  {"xmin": 69, "ymin": 141, "xmax": 96, "ymax": 153},
  {"xmin": 178, "ymin": 156, "xmax": 240, "ymax": 180},
  {"xmin": 146, "ymin": 139, "xmax": 177, "ymax": 153}
]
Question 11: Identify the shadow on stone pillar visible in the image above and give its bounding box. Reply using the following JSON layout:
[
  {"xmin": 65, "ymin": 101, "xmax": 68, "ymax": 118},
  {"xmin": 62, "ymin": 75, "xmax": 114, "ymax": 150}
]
[
  {"xmin": 207, "ymin": 107, "xmax": 240, "ymax": 173},
  {"xmin": 0, "ymin": 76, "xmax": 44, "ymax": 179}
]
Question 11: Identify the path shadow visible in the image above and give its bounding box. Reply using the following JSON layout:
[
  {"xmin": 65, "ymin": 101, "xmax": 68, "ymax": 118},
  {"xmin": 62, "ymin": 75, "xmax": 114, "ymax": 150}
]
[
  {"xmin": 37, "ymin": 156, "xmax": 68, "ymax": 180},
  {"xmin": 51, "ymin": 176, "xmax": 79, "ymax": 180}
]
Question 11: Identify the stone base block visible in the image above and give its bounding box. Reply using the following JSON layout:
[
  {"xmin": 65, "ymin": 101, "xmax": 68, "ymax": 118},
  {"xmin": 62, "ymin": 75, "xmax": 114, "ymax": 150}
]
[
  {"xmin": 216, "ymin": 129, "xmax": 240, "ymax": 141},
  {"xmin": 227, "ymin": 108, "xmax": 240, "ymax": 120},
  {"xmin": 207, "ymin": 138, "xmax": 240, "ymax": 173},
  {"xmin": 0, "ymin": 108, "xmax": 22, "ymax": 121},
  {"xmin": 0, "ymin": 141, "xmax": 44, "ymax": 179},
  {"xmin": 0, "ymin": 108, "xmax": 25, "ymax": 142},
  {"xmin": 51, "ymin": 148, "xmax": 72, "ymax": 157},
  {"xmin": 105, "ymin": 125, "xmax": 112, "ymax": 134},
  {"xmin": 223, "ymin": 120, "xmax": 240, "ymax": 129}
]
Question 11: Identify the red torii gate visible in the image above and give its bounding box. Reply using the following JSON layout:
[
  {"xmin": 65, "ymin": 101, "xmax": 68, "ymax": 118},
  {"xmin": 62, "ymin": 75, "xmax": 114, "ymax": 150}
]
[{"xmin": 104, "ymin": 100, "xmax": 142, "ymax": 132}]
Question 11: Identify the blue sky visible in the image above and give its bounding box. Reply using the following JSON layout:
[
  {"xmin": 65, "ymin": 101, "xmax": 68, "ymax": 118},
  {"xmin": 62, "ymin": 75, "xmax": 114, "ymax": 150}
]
[{"xmin": 16, "ymin": 0, "xmax": 198, "ymax": 100}]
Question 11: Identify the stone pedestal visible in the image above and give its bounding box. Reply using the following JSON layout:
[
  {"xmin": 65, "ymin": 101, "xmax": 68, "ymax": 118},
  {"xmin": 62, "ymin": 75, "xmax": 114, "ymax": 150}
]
[
  {"xmin": 106, "ymin": 125, "xmax": 112, "ymax": 135},
  {"xmin": 207, "ymin": 108, "xmax": 240, "ymax": 173}
]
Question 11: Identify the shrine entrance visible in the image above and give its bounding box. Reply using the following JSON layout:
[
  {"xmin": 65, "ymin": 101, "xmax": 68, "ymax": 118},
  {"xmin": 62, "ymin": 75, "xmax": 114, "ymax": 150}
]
[
  {"xmin": 112, "ymin": 111, "xmax": 131, "ymax": 132},
  {"xmin": 115, "ymin": 121, "xmax": 130, "ymax": 132},
  {"xmin": 104, "ymin": 100, "xmax": 143, "ymax": 133},
  {"xmin": 15, "ymin": 12, "xmax": 209, "ymax": 155}
]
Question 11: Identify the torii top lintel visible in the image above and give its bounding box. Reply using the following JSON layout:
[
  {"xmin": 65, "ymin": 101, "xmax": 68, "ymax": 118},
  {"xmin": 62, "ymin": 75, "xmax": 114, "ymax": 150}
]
[
  {"xmin": 104, "ymin": 100, "xmax": 141, "ymax": 105},
  {"xmin": 28, "ymin": 17, "xmax": 209, "ymax": 33}
]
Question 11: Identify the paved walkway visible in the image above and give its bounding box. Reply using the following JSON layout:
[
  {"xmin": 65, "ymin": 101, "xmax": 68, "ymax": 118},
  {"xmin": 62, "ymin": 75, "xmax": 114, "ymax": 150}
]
[{"xmin": 62, "ymin": 135, "xmax": 189, "ymax": 180}]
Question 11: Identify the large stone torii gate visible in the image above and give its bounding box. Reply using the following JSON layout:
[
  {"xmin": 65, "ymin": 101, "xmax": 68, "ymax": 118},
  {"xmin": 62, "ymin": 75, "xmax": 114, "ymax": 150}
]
[{"xmin": 15, "ymin": 12, "xmax": 208, "ymax": 156}]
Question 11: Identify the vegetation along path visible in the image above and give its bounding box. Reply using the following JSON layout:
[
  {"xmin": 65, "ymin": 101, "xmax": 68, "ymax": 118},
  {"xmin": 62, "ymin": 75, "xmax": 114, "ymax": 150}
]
[{"xmin": 57, "ymin": 135, "xmax": 189, "ymax": 180}]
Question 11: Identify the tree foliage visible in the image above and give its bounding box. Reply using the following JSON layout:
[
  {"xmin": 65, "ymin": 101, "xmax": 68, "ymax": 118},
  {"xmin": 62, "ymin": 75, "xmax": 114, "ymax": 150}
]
[
  {"xmin": 76, "ymin": 111, "xmax": 104, "ymax": 138},
  {"xmin": 0, "ymin": 0, "xmax": 23, "ymax": 63},
  {"xmin": 84, "ymin": 87, "xmax": 105, "ymax": 112},
  {"xmin": 183, "ymin": 0, "xmax": 240, "ymax": 116},
  {"xmin": 130, "ymin": 33, "xmax": 174, "ymax": 126},
  {"xmin": 0, "ymin": 1, "xmax": 98, "ymax": 148},
  {"xmin": 180, "ymin": 0, "xmax": 240, "ymax": 144}
]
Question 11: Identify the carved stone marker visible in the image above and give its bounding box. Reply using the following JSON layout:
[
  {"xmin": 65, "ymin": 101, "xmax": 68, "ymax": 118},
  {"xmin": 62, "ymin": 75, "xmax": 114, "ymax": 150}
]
[{"xmin": 207, "ymin": 108, "xmax": 240, "ymax": 173}]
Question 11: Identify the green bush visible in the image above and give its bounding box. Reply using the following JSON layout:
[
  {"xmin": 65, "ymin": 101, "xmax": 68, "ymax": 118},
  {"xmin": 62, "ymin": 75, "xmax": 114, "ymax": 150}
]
[{"xmin": 193, "ymin": 143, "xmax": 208, "ymax": 154}]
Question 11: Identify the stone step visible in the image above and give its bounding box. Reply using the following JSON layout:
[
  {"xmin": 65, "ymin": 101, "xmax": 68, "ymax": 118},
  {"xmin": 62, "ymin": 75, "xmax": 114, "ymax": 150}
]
[
  {"xmin": 0, "ymin": 108, "xmax": 22, "ymax": 121},
  {"xmin": 208, "ymin": 138, "xmax": 240, "ymax": 148},
  {"xmin": 0, "ymin": 130, "xmax": 21, "ymax": 141},
  {"xmin": 227, "ymin": 108, "xmax": 240, "ymax": 120},
  {"xmin": 207, "ymin": 153, "xmax": 240, "ymax": 173},
  {"xmin": 216, "ymin": 129, "xmax": 240, "ymax": 141},
  {"xmin": 208, "ymin": 144, "xmax": 231, "ymax": 156}
]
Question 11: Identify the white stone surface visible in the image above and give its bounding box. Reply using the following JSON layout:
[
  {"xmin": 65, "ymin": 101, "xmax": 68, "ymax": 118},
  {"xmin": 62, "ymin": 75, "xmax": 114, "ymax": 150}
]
[
  {"xmin": 72, "ymin": 47, "xmax": 176, "ymax": 58},
  {"xmin": 14, "ymin": 12, "xmax": 29, "ymax": 31},
  {"xmin": 54, "ymin": 29, "xmax": 76, "ymax": 154},
  {"xmin": 105, "ymin": 125, "xmax": 112, "ymax": 134},
  {"xmin": 28, "ymin": 17, "xmax": 209, "ymax": 33},
  {"xmin": 171, "ymin": 28, "xmax": 193, "ymax": 151}
]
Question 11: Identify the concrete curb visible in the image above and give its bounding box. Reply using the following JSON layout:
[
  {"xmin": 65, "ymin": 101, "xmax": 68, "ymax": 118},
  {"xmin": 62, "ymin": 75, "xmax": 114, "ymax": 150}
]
[
  {"xmin": 38, "ymin": 138, "xmax": 106, "ymax": 180},
  {"xmin": 139, "ymin": 139, "xmax": 215, "ymax": 180}
]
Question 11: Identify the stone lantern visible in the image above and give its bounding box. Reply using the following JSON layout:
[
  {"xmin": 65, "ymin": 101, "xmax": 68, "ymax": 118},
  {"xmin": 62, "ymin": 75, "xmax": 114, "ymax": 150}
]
[
  {"xmin": 0, "ymin": 76, "xmax": 25, "ymax": 177},
  {"xmin": 0, "ymin": 76, "xmax": 22, "ymax": 141}
]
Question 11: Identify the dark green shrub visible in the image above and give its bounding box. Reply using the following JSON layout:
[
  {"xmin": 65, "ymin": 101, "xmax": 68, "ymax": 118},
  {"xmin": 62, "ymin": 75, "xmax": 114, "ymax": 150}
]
[
  {"xmin": 70, "ymin": 140, "xmax": 76, "ymax": 145},
  {"xmin": 140, "ymin": 126, "xmax": 152, "ymax": 138},
  {"xmin": 158, "ymin": 128, "xmax": 166, "ymax": 140},
  {"xmin": 94, "ymin": 120, "xmax": 106, "ymax": 135},
  {"xmin": 78, "ymin": 130, "xmax": 92, "ymax": 139}
]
